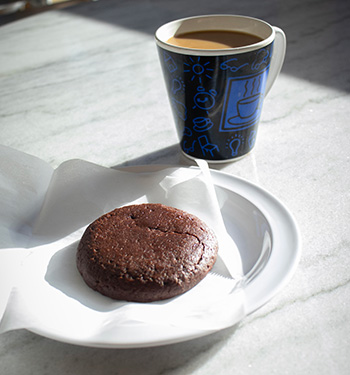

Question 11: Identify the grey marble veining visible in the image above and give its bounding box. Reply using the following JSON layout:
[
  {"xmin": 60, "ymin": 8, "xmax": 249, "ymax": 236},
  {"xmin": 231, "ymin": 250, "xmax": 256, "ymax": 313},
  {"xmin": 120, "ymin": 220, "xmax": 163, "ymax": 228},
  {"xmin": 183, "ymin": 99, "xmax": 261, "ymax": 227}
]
[{"xmin": 0, "ymin": 0, "xmax": 350, "ymax": 374}]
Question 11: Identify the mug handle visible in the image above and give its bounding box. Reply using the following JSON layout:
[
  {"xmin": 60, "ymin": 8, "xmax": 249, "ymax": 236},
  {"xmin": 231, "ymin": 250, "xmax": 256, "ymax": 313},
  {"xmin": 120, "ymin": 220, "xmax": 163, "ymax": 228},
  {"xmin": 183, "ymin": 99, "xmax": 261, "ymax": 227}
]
[{"xmin": 265, "ymin": 27, "xmax": 286, "ymax": 96}]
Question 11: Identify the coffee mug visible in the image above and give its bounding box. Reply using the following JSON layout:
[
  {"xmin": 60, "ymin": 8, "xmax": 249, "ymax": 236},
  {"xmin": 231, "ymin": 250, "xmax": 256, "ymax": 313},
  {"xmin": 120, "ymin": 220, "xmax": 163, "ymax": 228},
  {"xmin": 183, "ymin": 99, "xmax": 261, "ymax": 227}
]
[{"xmin": 155, "ymin": 15, "xmax": 286, "ymax": 162}]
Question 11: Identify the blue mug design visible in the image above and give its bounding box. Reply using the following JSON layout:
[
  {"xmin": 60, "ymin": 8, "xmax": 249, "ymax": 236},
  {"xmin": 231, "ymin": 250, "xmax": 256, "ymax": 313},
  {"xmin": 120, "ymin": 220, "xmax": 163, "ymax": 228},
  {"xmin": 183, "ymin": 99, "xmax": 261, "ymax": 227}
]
[
  {"xmin": 156, "ymin": 15, "xmax": 286, "ymax": 162},
  {"xmin": 193, "ymin": 117, "xmax": 214, "ymax": 132},
  {"xmin": 220, "ymin": 75, "xmax": 267, "ymax": 132}
]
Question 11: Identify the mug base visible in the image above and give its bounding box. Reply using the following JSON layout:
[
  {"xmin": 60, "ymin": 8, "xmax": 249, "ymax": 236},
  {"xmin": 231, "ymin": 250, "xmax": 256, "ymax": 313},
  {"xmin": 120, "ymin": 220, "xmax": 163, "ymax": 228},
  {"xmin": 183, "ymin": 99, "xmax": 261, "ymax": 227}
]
[{"xmin": 180, "ymin": 149, "xmax": 253, "ymax": 164}]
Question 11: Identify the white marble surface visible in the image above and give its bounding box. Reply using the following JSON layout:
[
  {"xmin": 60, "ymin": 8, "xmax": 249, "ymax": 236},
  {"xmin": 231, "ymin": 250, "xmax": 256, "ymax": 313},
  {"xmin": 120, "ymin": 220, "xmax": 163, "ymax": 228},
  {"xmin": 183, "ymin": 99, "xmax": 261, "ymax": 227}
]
[{"xmin": 0, "ymin": 0, "xmax": 349, "ymax": 374}]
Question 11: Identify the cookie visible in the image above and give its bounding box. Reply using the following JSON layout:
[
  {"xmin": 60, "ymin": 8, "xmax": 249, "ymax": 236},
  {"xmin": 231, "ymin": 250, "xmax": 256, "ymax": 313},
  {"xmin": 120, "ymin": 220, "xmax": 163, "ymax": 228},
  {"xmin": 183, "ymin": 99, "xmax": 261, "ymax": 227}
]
[{"xmin": 76, "ymin": 203, "xmax": 218, "ymax": 302}]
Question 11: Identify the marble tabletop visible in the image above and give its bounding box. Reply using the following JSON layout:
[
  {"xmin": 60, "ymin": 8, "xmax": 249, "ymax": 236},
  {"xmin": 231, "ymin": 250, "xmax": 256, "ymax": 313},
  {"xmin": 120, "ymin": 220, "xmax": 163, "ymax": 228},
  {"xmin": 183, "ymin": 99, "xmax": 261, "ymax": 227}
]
[{"xmin": 0, "ymin": 0, "xmax": 349, "ymax": 374}]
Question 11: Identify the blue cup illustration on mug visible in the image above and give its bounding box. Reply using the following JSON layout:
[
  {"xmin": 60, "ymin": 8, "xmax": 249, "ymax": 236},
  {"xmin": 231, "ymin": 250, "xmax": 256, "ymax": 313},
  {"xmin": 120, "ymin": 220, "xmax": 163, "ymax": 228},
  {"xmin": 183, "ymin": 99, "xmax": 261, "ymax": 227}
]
[{"xmin": 155, "ymin": 15, "xmax": 286, "ymax": 162}]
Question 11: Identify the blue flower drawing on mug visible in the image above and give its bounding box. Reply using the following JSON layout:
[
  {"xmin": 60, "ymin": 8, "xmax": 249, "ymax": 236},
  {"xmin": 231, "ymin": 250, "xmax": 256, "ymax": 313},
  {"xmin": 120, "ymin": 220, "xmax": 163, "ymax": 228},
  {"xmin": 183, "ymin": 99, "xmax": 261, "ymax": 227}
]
[{"xmin": 184, "ymin": 57, "xmax": 213, "ymax": 84}]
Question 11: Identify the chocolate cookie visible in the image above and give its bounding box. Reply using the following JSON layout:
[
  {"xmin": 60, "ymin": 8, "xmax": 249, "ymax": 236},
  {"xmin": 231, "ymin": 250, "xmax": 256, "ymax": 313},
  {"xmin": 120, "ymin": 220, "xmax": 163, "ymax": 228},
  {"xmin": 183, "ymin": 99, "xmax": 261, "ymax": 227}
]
[{"xmin": 76, "ymin": 203, "xmax": 218, "ymax": 302}]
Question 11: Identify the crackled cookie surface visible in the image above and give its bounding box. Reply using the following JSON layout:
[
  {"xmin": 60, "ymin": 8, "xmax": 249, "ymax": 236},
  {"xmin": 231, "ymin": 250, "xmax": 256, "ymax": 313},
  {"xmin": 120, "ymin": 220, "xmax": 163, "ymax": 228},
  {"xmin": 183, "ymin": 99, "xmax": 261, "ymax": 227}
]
[{"xmin": 76, "ymin": 203, "xmax": 218, "ymax": 302}]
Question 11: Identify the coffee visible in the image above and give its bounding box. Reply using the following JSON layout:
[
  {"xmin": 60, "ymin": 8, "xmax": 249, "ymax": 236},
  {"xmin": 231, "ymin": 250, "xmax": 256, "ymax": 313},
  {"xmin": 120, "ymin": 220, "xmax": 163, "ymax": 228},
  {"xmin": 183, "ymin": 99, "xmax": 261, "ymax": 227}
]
[{"xmin": 167, "ymin": 30, "xmax": 263, "ymax": 49}]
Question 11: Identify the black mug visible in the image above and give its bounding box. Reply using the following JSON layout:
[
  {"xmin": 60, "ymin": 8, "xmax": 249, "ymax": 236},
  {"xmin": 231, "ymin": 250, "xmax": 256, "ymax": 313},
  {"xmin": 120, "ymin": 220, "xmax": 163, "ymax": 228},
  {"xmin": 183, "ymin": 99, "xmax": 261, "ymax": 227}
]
[{"xmin": 155, "ymin": 15, "xmax": 286, "ymax": 162}]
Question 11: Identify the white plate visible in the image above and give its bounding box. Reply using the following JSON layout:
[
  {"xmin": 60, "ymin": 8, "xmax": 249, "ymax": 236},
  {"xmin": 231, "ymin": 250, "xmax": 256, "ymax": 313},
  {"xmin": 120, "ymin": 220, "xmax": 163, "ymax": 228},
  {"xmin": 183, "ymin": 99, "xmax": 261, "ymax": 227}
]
[{"xmin": 27, "ymin": 166, "xmax": 301, "ymax": 348}]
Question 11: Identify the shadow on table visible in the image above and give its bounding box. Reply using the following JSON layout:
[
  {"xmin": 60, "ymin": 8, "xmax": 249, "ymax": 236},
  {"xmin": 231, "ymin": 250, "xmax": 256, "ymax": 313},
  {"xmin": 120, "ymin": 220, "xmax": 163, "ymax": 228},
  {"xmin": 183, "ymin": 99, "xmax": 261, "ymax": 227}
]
[
  {"xmin": 2, "ymin": 0, "xmax": 348, "ymax": 92},
  {"xmin": 63, "ymin": 0, "xmax": 350, "ymax": 93},
  {"xmin": 111, "ymin": 144, "xmax": 190, "ymax": 169},
  {"xmin": 111, "ymin": 143, "xmax": 243, "ymax": 171}
]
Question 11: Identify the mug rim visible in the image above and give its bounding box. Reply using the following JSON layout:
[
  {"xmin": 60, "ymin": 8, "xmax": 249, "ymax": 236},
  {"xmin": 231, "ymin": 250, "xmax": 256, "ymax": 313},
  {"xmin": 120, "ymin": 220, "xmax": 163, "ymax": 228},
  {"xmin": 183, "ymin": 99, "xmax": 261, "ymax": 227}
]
[{"xmin": 155, "ymin": 14, "xmax": 275, "ymax": 56}]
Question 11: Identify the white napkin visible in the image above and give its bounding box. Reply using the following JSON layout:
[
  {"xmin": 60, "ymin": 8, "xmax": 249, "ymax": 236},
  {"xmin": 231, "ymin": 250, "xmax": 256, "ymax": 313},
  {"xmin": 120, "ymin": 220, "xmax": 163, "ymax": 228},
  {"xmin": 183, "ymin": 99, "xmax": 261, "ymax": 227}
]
[{"xmin": 0, "ymin": 146, "xmax": 245, "ymax": 344}]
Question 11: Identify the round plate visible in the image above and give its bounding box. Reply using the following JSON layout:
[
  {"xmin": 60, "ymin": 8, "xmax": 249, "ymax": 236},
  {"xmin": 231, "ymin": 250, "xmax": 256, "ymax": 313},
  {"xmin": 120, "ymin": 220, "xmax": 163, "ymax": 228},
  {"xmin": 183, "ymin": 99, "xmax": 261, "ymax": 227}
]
[{"xmin": 27, "ymin": 166, "xmax": 301, "ymax": 348}]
